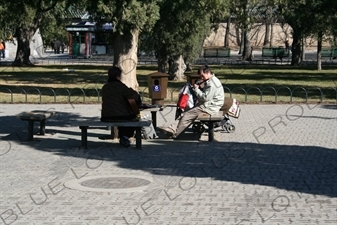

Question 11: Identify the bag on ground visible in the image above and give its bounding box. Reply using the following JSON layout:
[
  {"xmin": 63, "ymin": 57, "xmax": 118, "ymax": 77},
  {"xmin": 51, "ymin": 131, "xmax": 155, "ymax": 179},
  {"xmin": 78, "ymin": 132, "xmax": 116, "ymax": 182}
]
[
  {"xmin": 140, "ymin": 118, "xmax": 158, "ymax": 139},
  {"xmin": 227, "ymin": 98, "xmax": 240, "ymax": 118}
]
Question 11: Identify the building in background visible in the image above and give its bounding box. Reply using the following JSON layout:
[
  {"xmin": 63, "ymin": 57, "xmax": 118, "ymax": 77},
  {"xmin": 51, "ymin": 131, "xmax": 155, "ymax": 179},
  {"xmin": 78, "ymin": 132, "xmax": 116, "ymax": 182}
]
[{"xmin": 65, "ymin": 21, "xmax": 113, "ymax": 58}]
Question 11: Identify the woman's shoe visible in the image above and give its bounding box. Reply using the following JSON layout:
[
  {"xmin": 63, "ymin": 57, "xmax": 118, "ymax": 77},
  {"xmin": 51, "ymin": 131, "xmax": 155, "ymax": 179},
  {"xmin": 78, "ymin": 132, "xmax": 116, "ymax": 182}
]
[{"xmin": 119, "ymin": 136, "xmax": 131, "ymax": 147}]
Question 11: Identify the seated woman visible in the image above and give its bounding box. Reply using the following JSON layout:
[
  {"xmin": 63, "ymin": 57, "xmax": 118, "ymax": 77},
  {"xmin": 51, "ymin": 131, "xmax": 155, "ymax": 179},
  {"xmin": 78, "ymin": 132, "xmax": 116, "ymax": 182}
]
[{"xmin": 101, "ymin": 66, "xmax": 142, "ymax": 147}]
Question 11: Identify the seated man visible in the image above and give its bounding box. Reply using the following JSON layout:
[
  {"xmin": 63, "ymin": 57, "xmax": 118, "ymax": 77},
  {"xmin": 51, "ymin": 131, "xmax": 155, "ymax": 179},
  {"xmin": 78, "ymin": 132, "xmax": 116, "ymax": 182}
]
[
  {"xmin": 161, "ymin": 65, "xmax": 224, "ymax": 138},
  {"xmin": 101, "ymin": 66, "xmax": 142, "ymax": 147}
]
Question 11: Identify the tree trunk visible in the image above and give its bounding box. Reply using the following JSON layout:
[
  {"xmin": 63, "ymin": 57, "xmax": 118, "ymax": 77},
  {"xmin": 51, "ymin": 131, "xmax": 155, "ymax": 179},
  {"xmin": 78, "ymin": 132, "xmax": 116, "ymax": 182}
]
[
  {"xmin": 114, "ymin": 30, "xmax": 139, "ymax": 91},
  {"xmin": 264, "ymin": 6, "xmax": 273, "ymax": 47},
  {"xmin": 168, "ymin": 55, "xmax": 186, "ymax": 81},
  {"xmin": 317, "ymin": 31, "xmax": 322, "ymax": 71},
  {"xmin": 235, "ymin": 27, "xmax": 242, "ymax": 54},
  {"xmin": 270, "ymin": 23, "xmax": 274, "ymax": 47},
  {"xmin": 157, "ymin": 47, "xmax": 168, "ymax": 73},
  {"xmin": 263, "ymin": 23, "xmax": 270, "ymax": 46},
  {"xmin": 242, "ymin": 30, "xmax": 252, "ymax": 61},
  {"xmin": 12, "ymin": 27, "xmax": 35, "ymax": 66},
  {"xmin": 224, "ymin": 17, "xmax": 231, "ymax": 47},
  {"xmin": 291, "ymin": 30, "xmax": 302, "ymax": 65},
  {"xmin": 301, "ymin": 37, "xmax": 306, "ymax": 61}
]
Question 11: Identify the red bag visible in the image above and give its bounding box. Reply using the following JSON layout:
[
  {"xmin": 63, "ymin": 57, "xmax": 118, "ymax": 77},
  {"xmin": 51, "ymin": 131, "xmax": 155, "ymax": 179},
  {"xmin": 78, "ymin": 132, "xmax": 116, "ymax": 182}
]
[
  {"xmin": 177, "ymin": 83, "xmax": 196, "ymax": 112},
  {"xmin": 178, "ymin": 93, "xmax": 189, "ymax": 110}
]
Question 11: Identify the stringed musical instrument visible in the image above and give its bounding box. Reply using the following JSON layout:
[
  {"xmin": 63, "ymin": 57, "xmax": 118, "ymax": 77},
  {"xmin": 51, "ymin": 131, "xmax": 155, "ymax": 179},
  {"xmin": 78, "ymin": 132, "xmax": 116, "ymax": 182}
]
[{"xmin": 127, "ymin": 98, "xmax": 141, "ymax": 119}]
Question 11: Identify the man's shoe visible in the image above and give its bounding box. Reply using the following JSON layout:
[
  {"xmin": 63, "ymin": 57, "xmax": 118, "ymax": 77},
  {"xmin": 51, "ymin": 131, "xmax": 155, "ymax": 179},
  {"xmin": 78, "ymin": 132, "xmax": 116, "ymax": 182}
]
[
  {"xmin": 119, "ymin": 136, "xmax": 131, "ymax": 147},
  {"xmin": 160, "ymin": 126, "xmax": 176, "ymax": 138}
]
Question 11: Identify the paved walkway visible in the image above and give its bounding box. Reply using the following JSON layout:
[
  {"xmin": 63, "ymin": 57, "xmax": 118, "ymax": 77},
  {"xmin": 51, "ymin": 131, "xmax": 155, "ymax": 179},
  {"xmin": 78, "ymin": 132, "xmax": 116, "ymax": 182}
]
[{"xmin": 0, "ymin": 103, "xmax": 336, "ymax": 225}]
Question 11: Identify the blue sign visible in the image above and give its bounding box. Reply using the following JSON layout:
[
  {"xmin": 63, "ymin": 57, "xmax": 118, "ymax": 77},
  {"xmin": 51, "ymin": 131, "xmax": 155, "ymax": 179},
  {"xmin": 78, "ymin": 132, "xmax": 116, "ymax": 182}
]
[{"xmin": 153, "ymin": 85, "xmax": 161, "ymax": 92}]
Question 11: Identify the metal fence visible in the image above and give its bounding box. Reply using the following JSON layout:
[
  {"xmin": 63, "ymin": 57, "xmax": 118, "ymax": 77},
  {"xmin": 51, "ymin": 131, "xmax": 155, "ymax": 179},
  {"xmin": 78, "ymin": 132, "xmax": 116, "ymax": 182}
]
[
  {"xmin": 32, "ymin": 58, "xmax": 337, "ymax": 66},
  {"xmin": 1, "ymin": 54, "xmax": 336, "ymax": 103},
  {"xmin": 1, "ymin": 56, "xmax": 336, "ymax": 66},
  {"xmin": 1, "ymin": 86, "xmax": 336, "ymax": 104}
]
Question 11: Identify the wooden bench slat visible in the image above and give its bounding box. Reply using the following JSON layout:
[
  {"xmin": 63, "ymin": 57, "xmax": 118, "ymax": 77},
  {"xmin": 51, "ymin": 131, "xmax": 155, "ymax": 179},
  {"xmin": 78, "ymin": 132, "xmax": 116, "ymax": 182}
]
[
  {"xmin": 17, "ymin": 110, "xmax": 56, "ymax": 121},
  {"xmin": 196, "ymin": 111, "xmax": 223, "ymax": 121},
  {"xmin": 71, "ymin": 120, "xmax": 151, "ymax": 127}
]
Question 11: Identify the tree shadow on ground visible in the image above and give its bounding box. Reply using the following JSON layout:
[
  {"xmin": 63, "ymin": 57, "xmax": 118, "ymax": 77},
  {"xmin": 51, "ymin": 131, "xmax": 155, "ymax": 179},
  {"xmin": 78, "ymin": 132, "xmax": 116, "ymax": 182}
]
[{"xmin": 1, "ymin": 110, "xmax": 336, "ymax": 199}]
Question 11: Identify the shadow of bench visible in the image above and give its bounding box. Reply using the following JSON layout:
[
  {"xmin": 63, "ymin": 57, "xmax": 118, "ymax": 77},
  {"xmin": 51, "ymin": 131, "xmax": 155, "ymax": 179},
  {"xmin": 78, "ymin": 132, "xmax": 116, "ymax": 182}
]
[{"xmin": 70, "ymin": 119, "xmax": 151, "ymax": 149}]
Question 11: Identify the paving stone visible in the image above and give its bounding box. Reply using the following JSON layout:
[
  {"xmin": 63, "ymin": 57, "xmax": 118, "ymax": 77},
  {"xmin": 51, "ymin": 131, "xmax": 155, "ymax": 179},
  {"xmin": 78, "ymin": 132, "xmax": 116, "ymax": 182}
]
[{"xmin": 0, "ymin": 103, "xmax": 336, "ymax": 224}]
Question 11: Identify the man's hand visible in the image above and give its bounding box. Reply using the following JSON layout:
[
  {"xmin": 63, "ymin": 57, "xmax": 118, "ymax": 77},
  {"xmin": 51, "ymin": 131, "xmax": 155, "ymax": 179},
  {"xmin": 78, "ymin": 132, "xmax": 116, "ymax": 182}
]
[{"xmin": 193, "ymin": 83, "xmax": 199, "ymax": 90}]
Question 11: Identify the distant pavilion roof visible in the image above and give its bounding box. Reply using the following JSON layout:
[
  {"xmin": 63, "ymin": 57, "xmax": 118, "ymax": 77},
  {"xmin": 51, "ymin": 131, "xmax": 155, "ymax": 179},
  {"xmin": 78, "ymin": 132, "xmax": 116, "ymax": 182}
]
[
  {"xmin": 66, "ymin": 6, "xmax": 90, "ymax": 20},
  {"xmin": 65, "ymin": 21, "xmax": 113, "ymax": 32}
]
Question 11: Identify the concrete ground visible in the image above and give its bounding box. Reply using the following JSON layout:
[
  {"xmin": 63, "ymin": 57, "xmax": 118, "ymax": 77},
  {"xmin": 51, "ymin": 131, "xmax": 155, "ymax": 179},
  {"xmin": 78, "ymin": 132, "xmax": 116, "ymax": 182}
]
[{"xmin": 0, "ymin": 103, "xmax": 336, "ymax": 225}]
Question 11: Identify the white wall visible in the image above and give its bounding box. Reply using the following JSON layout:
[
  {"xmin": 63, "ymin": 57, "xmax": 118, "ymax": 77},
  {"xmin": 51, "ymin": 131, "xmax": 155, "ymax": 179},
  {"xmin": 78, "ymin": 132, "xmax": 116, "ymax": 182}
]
[
  {"xmin": 4, "ymin": 28, "xmax": 44, "ymax": 58},
  {"xmin": 30, "ymin": 28, "xmax": 44, "ymax": 56},
  {"xmin": 204, "ymin": 23, "xmax": 332, "ymax": 49}
]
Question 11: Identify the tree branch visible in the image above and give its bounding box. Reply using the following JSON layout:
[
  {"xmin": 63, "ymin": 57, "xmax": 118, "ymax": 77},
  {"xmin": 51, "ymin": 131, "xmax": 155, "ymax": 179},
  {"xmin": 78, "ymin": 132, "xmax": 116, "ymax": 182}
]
[{"xmin": 40, "ymin": 0, "xmax": 59, "ymax": 13}]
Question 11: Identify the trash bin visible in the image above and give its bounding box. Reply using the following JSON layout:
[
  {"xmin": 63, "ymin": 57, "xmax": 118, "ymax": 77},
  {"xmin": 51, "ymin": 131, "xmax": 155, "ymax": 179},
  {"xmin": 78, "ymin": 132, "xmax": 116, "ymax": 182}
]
[
  {"xmin": 72, "ymin": 43, "xmax": 80, "ymax": 57},
  {"xmin": 186, "ymin": 73, "xmax": 200, "ymax": 85},
  {"xmin": 147, "ymin": 72, "xmax": 169, "ymax": 105}
]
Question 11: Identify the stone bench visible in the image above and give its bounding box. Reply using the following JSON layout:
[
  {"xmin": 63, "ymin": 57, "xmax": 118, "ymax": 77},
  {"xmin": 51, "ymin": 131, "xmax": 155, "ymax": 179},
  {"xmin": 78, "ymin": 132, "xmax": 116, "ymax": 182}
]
[
  {"xmin": 16, "ymin": 110, "xmax": 56, "ymax": 140},
  {"xmin": 70, "ymin": 119, "xmax": 151, "ymax": 149},
  {"xmin": 194, "ymin": 111, "xmax": 224, "ymax": 141}
]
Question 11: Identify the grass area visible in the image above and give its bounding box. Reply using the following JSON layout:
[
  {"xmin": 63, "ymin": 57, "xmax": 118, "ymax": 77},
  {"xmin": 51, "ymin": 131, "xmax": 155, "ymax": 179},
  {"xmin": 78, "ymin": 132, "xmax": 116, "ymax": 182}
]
[{"xmin": 0, "ymin": 64, "xmax": 336, "ymax": 104}]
